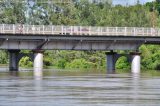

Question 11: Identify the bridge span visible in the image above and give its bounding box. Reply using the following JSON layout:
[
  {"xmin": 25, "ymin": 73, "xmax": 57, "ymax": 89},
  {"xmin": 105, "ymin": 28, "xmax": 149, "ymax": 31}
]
[{"xmin": 0, "ymin": 24, "xmax": 160, "ymax": 74}]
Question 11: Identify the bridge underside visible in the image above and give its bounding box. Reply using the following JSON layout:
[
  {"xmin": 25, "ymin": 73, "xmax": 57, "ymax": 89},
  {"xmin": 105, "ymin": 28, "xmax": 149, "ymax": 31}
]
[
  {"xmin": 0, "ymin": 34, "xmax": 149, "ymax": 50},
  {"xmin": 0, "ymin": 40, "xmax": 142, "ymax": 50}
]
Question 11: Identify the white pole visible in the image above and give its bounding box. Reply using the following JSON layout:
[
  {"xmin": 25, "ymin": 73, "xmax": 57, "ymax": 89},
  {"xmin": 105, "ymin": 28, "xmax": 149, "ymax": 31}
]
[
  {"xmin": 98, "ymin": 27, "xmax": 100, "ymax": 35},
  {"xmin": 106, "ymin": 27, "xmax": 109, "ymax": 35},
  {"xmin": 27, "ymin": 25, "xmax": 29, "ymax": 34},
  {"xmin": 151, "ymin": 28, "xmax": 153, "ymax": 36},
  {"xmin": 65, "ymin": 26, "xmax": 66, "ymax": 35},
  {"xmin": 134, "ymin": 27, "xmax": 136, "ymax": 36},
  {"xmin": 22, "ymin": 24, "xmax": 24, "ymax": 34},
  {"xmin": 89, "ymin": 26, "xmax": 91, "ymax": 35},
  {"xmin": 2, "ymin": 24, "xmax": 4, "ymax": 33},
  {"xmin": 39, "ymin": 26, "xmax": 41, "ymax": 34},
  {"xmin": 116, "ymin": 27, "xmax": 118, "ymax": 35},
  {"xmin": 100, "ymin": 27, "xmax": 102, "ymax": 35},
  {"xmin": 71, "ymin": 26, "xmax": 73, "ymax": 35},
  {"xmin": 43, "ymin": 25, "xmax": 44, "ymax": 34},
  {"xmin": 51, "ymin": 25, "xmax": 53, "ymax": 34},
  {"xmin": 80, "ymin": 26, "xmax": 82, "ymax": 35},
  {"xmin": 13, "ymin": 24, "xmax": 15, "ymax": 34},
  {"xmin": 125, "ymin": 27, "xmax": 127, "ymax": 36},
  {"xmin": 62, "ymin": 26, "xmax": 63, "ymax": 35}
]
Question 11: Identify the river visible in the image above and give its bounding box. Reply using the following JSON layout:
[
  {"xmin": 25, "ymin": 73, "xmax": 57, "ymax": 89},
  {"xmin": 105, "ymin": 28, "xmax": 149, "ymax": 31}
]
[{"xmin": 0, "ymin": 70, "xmax": 160, "ymax": 106}]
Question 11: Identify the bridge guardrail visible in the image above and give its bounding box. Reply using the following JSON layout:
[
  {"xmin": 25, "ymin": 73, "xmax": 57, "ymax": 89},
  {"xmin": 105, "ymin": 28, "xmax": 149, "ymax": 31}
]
[{"xmin": 0, "ymin": 24, "xmax": 160, "ymax": 36}]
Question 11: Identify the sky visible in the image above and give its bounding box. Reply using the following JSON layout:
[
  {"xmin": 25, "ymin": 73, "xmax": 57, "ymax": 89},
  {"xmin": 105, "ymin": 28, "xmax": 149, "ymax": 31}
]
[{"xmin": 113, "ymin": 0, "xmax": 155, "ymax": 5}]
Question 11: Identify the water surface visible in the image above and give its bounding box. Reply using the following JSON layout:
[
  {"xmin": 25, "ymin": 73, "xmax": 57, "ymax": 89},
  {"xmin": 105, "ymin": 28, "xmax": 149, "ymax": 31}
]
[{"xmin": 0, "ymin": 70, "xmax": 160, "ymax": 106}]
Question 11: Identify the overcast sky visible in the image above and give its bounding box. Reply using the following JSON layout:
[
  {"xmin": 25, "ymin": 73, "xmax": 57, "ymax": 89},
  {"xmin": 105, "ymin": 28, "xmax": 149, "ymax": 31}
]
[{"xmin": 113, "ymin": 0, "xmax": 155, "ymax": 5}]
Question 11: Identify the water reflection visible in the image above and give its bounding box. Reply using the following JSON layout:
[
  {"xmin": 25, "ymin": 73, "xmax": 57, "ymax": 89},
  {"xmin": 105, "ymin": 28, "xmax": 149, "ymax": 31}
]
[
  {"xmin": 34, "ymin": 69, "xmax": 43, "ymax": 77},
  {"xmin": 131, "ymin": 73, "xmax": 140, "ymax": 104},
  {"xmin": 33, "ymin": 75, "xmax": 43, "ymax": 105},
  {"xmin": 9, "ymin": 71, "xmax": 19, "ymax": 77},
  {"xmin": 0, "ymin": 70, "xmax": 160, "ymax": 106}
]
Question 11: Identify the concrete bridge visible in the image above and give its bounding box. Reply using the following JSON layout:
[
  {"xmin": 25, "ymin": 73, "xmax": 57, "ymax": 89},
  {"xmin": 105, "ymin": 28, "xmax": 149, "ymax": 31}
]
[{"xmin": 0, "ymin": 24, "xmax": 160, "ymax": 74}]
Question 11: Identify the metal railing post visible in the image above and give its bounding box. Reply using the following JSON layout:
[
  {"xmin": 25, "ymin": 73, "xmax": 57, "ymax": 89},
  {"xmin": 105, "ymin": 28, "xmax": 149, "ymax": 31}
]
[
  {"xmin": 151, "ymin": 28, "xmax": 153, "ymax": 36},
  {"xmin": 125, "ymin": 27, "xmax": 127, "ymax": 36},
  {"xmin": 106, "ymin": 27, "xmax": 108, "ymax": 35},
  {"xmin": 147, "ymin": 28, "xmax": 149, "ymax": 36},
  {"xmin": 38, "ymin": 26, "xmax": 40, "ymax": 34},
  {"xmin": 51, "ymin": 25, "xmax": 53, "ymax": 34},
  {"xmin": 80, "ymin": 26, "xmax": 82, "ymax": 35},
  {"xmin": 134, "ymin": 27, "xmax": 136, "ymax": 36},
  {"xmin": 143, "ymin": 27, "xmax": 144, "ymax": 36},
  {"xmin": 71, "ymin": 26, "xmax": 73, "ymax": 35},
  {"xmin": 0, "ymin": 25, "xmax": 1, "ymax": 33},
  {"xmin": 33, "ymin": 25, "xmax": 35, "ymax": 34},
  {"xmin": 62, "ymin": 26, "xmax": 63, "ymax": 35},
  {"xmin": 43, "ymin": 25, "xmax": 44, "ymax": 34},
  {"xmin": 116, "ymin": 27, "xmax": 118, "ymax": 35},
  {"xmin": 2, "ymin": 24, "xmax": 4, "ymax": 33},
  {"xmin": 27, "ymin": 25, "xmax": 29, "ymax": 34},
  {"xmin": 22, "ymin": 24, "xmax": 25, "ymax": 34},
  {"xmin": 100, "ymin": 27, "xmax": 102, "ymax": 35},
  {"xmin": 64, "ymin": 26, "xmax": 67, "ymax": 35},
  {"xmin": 89, "ymin": 26, "xmax": 91, "ymax": 35},
  {"xmin": 97, "ymin": 27, "xmax": 99, "ymax": 35},
  {"xmin": 13, "ymin": 24, "xmax": 15, "ymax": 34}
]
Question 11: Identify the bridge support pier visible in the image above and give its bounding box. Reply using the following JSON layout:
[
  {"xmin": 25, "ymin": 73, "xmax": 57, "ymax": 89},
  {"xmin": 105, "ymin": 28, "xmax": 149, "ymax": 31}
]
[
  {"xmin": 131, "ymin": 52, "xmax": 141, "ymax": 74},
  {"xmin": 106, "ymin": 51, "xmax": 118, "ymax": 74},
  {"xmin": 8, "ymin": 50, "xmax": 20, "ymax": 71},
  {"xmin": 34, "ymin": 50, "xmax": 43, "ymax": 77}
]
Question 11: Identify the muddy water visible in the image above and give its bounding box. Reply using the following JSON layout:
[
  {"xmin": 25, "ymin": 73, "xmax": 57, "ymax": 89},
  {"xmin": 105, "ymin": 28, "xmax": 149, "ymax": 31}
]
[{"xmin": 0, "ymin": 70, "xmax": 160, "ymax": 106}]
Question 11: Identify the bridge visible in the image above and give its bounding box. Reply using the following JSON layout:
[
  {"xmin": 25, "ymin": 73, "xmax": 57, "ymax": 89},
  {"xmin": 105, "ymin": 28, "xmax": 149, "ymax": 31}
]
[{"xmin": 0, "ymin": 24, "xmax": 160, "ymax": 74}]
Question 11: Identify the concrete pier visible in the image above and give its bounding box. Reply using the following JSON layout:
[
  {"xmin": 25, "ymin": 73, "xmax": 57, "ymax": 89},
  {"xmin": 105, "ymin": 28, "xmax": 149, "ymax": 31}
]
[
  {"xmin": 106, "ymin": 51, "xmax": 117, "ymax": 74},
  {"xmin": 131, "ymin": 52, "xmax": 141, "ymax": 73},
  {"xmin": 8, "ymin": 50, "xmax": 20, "ymax": 71},
  {"xmin": 34, "ymin": 50, "xmax": 43, "ymax": 77}
]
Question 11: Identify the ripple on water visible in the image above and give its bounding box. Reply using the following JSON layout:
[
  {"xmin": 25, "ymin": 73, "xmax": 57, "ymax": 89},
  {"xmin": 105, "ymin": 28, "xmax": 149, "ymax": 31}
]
[{"xmin": 0, "ymin": 71, "xmax": 160, "ymax": 106}]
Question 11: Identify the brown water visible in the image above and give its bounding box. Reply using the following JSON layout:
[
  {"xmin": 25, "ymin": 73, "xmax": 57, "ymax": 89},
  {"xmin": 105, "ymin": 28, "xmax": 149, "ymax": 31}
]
[{"xmin": 0, "ymin": 70, "xmax": 160, "ymax": 106}]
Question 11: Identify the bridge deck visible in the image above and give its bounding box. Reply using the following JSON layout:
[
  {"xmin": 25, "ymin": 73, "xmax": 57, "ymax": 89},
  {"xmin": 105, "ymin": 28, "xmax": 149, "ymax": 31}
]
[{"xmin": 0, "ymin": 24, "xmax": 160, "ymax": 36}]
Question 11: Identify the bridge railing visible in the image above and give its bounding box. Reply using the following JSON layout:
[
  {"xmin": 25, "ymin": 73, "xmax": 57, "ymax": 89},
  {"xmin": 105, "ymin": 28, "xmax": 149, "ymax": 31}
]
[{"xmin": 0, "ymin": 24, "xmax": 160, "ymax": 36}]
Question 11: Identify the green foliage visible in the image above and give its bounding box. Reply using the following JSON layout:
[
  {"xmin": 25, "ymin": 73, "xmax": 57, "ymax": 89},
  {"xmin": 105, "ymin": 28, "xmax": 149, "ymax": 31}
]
[
  {"xmin": 0, "ymin": 1, "xmax": 26, "ymax": 24},
  {"xmin": 0, "ymin": 50, "xmax": 8, "ymax": 64},
  {"xmin": 44, "ymin": 57, "xmax": 53, "ymax": 66},
  {"xmin": 66, "ymin": 58, "xmax": 95, "ymax": 69},
  {"xmin": 116, "ymin": 56, "xmax": 130, "ymax": 69},
  {"xmin": 56, "ymin": 59, "xmax": 67, "ymax": 69},
  {"xmin": 43, "ymin": 51, "xmax": 54, "ymax": 67},
  {"xmin": 19, "ymin": 57, "xmax": 33, "ymax": 68},
  {"xmin": 140, "ymin": 45, "xmax": 160, "ymax": 70}
]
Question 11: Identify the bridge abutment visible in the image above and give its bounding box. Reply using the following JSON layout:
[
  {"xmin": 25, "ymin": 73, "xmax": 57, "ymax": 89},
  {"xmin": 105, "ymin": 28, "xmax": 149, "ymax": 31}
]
[
  {"xmin": 34, "ymin": 50, "xmax": 43, "ymax": 76},
  {"xmin": 8, "ymin": 50, "xmax": 20, "ymax": 71},
  {"xmin": 130, "ymin": 52, "xmax": 141, "ymax": 74}
]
